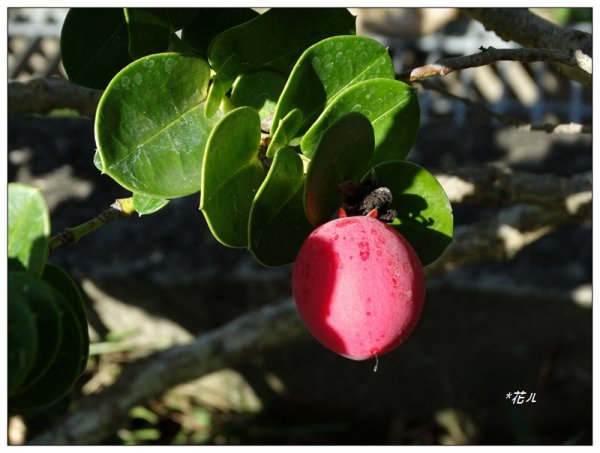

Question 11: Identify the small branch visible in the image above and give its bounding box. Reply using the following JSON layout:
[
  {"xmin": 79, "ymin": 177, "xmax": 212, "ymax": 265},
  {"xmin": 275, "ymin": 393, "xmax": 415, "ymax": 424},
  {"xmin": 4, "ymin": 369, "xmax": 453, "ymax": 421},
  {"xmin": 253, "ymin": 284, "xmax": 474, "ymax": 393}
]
[
  {"xmin": 426, "ymin": 202, "xmax": 585, "ymax": 278},
  {"xmin": 47, "ymin": 198, "xmax": 135, "ymax": 255},
  {"xmin": 30, "ymin": 299, "xmax": 304, "ymax": 445},
  {"xmin": 398, "ymin": 47, "xmax": 591, "ymax": 82},
  {"xmin": 435, "ymin": 166, "xmax": 592, "ymax": 221},
  {"xmin": 417, "ymin": 79, "xmax": 591, "ymax": 134},
  {"xmin": 8, "ymin": 77, "xmax": 102, "ymax": 118},
  {"xmin": 462, "ymin": 8, "xmax": 592, "ymax": 86}
]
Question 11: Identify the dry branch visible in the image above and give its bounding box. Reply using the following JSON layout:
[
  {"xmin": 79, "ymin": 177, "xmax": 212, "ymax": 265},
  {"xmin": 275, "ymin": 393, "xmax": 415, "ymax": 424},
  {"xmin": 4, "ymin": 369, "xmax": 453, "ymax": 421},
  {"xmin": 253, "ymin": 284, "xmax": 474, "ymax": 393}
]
[
  {"xmin": 426, "ymin": 203, "xmax": 585, "ymax": 278},
  {"xmin": 398, "ymin": 47, "xmax": 591, "ymax": 82},
  {"xmin": 30, "ymin": 300, "xmax": 305, "ymax": 445},
  {"xmin": 427, "ymin": 280, "xmax": 592, "ymax": 309},
  {"xmin": 462, "ymin": 8, "xmax": 592, "ymax": 86},
  {"xmin": 8, "ymin": 77, "xmax": 102, "ymax": 118},
  {"xmin": 428, "ymin": 166, "xmax": 591, "ymax": 277},
  {"xmin": 435, "ymin": 166, "xmax": 592, "ymax": 220}
]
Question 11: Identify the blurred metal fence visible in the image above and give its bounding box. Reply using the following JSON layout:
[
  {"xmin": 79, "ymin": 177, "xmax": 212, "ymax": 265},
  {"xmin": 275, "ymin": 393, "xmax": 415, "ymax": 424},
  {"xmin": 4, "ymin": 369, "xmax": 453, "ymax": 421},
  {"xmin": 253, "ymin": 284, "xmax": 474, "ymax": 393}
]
[{"xmin": 8, "ymin": 8, "xmax": 591, "ymax": 126}]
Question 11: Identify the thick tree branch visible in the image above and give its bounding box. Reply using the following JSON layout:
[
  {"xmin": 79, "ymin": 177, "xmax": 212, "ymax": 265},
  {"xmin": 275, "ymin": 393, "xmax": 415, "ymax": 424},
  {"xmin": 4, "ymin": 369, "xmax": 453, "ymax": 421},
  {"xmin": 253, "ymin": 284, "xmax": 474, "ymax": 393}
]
[
  {"xmin": 30, "ymin": 300, "xmax": 305, "ymax": 445},
  {"xmin": 398, "ymin": 46, "xmax": 591, "ymax": 82},
  {"xmin": 435, "ymin": 166, "xmax": 592, "ymax": 221},
  {"xmin": 462, "ymin": 8, "xmax": 592, "ymax": 86},
  {"xmin": 428, "ymin": 166, "xmax": 591, "ymax": 277},
  {"xmin": 428, "ymin": 280, "xmax": 592, "ymax": 309},
  {"xmin": 8, "ymin": 77, "xmax": 102, "ymax": 118},
  {"xmin": 426, "ymin": 202, "xmax": 587, "ymax": 278}
]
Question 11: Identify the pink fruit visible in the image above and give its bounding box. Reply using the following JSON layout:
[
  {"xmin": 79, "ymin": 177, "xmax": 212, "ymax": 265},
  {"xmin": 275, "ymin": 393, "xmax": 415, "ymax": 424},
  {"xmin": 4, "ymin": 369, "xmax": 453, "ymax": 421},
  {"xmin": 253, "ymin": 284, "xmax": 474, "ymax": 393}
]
[{"xmin": 292, "ymin": 215, "xmax": 425, "ymax": 361}]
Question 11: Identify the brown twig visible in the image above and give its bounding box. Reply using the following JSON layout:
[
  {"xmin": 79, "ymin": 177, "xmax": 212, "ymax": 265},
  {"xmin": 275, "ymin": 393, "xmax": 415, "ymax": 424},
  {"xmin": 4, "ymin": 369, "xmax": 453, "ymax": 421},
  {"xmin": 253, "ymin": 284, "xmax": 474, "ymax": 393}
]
[
  {"xmin": 462, "ymin": 8, "xmax": 592, "ymax": 86},
  {"xmin": 398, "ymin": 46, "xmax": 591, "ymax": 82}
]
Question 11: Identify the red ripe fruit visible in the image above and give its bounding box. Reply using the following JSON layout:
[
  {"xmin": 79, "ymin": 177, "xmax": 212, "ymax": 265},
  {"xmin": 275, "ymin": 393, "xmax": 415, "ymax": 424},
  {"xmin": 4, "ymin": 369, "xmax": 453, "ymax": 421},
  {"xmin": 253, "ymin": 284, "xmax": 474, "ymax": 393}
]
[{"xmin": 292, "ymin": 215, "xmax": 426, "ymax": 361}]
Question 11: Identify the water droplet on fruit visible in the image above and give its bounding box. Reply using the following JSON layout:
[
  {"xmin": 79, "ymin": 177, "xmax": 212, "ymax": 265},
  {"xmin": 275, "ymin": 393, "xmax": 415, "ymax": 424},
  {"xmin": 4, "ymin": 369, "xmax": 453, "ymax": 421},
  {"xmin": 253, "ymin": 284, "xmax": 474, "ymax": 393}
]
[
  {"xmin": 143, "ymin": 59, "xmax": 155, "ymax": 68},
  {"xmin": 134, "ymin": 73, "xmax": 143, "ymax": 85}
]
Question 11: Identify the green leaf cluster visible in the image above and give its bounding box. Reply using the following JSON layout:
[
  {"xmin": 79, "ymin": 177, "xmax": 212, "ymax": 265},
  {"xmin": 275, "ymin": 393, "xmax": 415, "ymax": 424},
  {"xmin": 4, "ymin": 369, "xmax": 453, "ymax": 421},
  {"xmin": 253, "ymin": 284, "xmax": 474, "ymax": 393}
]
[
  {"xmin": 8, "ymin": 184, "xmax": 90, "ymax": 410},
  {"xmin": 61, "ymin": 8, "xmax": 453, "ymax": 266}
]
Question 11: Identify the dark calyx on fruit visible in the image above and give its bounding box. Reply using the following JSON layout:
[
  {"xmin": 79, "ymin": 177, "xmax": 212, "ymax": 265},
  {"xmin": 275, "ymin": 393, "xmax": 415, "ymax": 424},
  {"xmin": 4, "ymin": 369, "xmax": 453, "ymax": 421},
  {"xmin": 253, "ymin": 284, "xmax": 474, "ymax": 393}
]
[{"xmin": 338, "ymin": 178, "xmax": 397, "ymax": 222}]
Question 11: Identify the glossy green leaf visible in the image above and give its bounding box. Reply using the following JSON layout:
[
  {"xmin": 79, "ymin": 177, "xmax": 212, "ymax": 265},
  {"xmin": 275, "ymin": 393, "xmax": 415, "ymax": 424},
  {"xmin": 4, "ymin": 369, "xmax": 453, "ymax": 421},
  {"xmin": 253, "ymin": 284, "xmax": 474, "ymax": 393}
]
[
  {"xmin": 167, "ymin": 33, "xmax": 198, "ymax": 54},
  {"xmin": 204, "ymin": 72, "xmax": 237, "ymax": 118},
  {"xmin": 96, "ymin": 53, "xmax": 218, "ymax": 198},
  {"xmin": 230, "ymin": 70, "xmax": 287, "ymax": 123},
  {"xmin": 364, "ymin": 161, "xmax": 453, "ymax": 266},
  {"xmin": 8, "ymin": 183, "xmax": 50, "ymax": 276},
  {"xmin": 42, "ymin": 264, "xmax": 90, "ymax": 374},
  {"xmin": 61, "ymin": 8, "xmax": 132, "ymax": 90},
  {"xmin": 132, "ymin": 193, "xmax": 170, "ymax": 216},
  {"xmin": 305, "ymin": 113, "xmax": 374, "ymax": 226},
  {"xmin": 8, "ymin": 294, "xmax": 37, "ymax": 397},
  {"xmin": 208, "ymin": 9, "xmax": 355, "ymax": 77},
  {"xmin": 124, "ymin": 8, "xmax": 172, "ymax": 59},
  {"xmin": 272, "ymin": 35, "xmax": 395, "ymax": 135},
  {"xmin": 9, "ymin": 289, "xmax": 86, "ymax": 410},
  {"xmin": 181, "ymin": 8, "xmax": 259, "ymax": 56},
  {"xmin": 301, "ymin": 78, "xmax": 420, "ymax": 164},
  {"xmin": 266, "ymin": 109, "xmax": 303, "ymax": 158},
  {"xmin": 249, "ymin": 146, "xmax": 314, "ymax": 266},
  {"xmin": 8, "ymin": 272, "xmax": 63, "ymax": 397},
  {"xmin": 200, "ymin": 107, "xmax": 265, "ymax": 248},
  {"xmin": 204, "ymin": 8, "xmax": 355, "ymax": 118}
]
